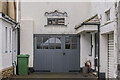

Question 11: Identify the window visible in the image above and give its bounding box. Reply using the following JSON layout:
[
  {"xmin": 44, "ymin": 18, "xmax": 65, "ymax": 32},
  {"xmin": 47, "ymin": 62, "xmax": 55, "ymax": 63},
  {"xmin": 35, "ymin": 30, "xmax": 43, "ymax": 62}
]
[
  {"xmin": 49, "ymin": 37, "xmax": 55, "ymax": 49},
  {"xmin": 37, "ymin": 37, "xmax": 42, "ymax": 49},
  {"xmin": 9, "ymin": 28, "xmax": 12, "ymax": 53},
  {"xmin": 65, "ymin": 36, "xmax": 71, "ymax": 49},
  {"xmin": 55, "ymin": 37, "xmax": 61, "ymax": 49},
  {"xmin": 48, "ymin": 18, "xmax": 65, "ymax": 25},
  {"xmin": 36, "ymin": 36, "xmax": 61, "ymax": 49},
  {"xmin": 4, "ymin": 27, "xmax": 13, "ymax": 53},
  {"xmin": 105, "ymin": 10, "xmax": 110, "ymax": 21},
  {"xmin": 95, "ymin": 33, "xmax": 98, "ymax": 57},
  {"xmin": 65, "ymin": 36, "xmax": 77, "ymax": 49},
  {"xmin": 45, "ymin": 10, "xmax": 67, "ymax": 26},
  {"xmin": 89, "ymin": 34, "xmax": 93, "ymax": 56},
  {"xmin": 13, "ymin": 31, "xmax": 17, "ymax": 53},
  {"xmin": 71, "ymin": 37, "xmax": 77, "ymax": 49}
]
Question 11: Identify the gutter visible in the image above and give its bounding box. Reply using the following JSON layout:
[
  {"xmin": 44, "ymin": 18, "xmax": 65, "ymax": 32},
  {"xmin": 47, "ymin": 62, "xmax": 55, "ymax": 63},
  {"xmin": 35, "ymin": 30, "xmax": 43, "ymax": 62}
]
[
  {"xmin": 75, "ymin": 14, "xmax": 98, "ymax": 29},
  {"xmin": 0, "ymin": 12, "xmax": 18, "ymax": 25}
]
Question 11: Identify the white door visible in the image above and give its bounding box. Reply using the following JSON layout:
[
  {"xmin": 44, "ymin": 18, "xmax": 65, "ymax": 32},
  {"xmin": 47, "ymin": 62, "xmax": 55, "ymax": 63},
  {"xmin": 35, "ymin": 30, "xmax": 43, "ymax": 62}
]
[{"xmin": 108, "ymin": 33, "xmax": 114, "ymax": 78}]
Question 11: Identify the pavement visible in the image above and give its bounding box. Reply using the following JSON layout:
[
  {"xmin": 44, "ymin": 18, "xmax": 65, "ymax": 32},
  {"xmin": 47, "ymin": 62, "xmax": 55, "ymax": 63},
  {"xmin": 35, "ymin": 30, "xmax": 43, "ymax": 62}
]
[{"xmin": 2, "ymin": 72, "xmax": 98, "ymax": 80}]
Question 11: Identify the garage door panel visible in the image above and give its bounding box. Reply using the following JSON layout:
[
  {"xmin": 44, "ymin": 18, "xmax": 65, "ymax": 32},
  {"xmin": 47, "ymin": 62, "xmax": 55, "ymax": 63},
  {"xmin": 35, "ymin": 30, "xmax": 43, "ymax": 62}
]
[{"xmin": 34, "ymin": 51, "xmax": 52, "ymax": 71}]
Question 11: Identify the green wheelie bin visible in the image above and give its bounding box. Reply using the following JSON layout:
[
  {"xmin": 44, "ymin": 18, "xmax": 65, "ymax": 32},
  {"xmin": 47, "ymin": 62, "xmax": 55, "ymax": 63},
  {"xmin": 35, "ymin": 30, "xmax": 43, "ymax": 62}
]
[{"xmin": 17, "ymin": 54, "xmax": 29, "ymax": 75}]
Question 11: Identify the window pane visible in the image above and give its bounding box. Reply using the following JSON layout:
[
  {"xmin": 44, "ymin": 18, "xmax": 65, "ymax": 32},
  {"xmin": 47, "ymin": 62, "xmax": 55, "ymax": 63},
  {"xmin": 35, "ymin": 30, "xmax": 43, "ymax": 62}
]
[
  {"xmin": 37, "ymin": 37, "xmax": 42, "ymax": 49},
  {"xmin": 56, "ymin": 37, "xmax": 61, "ymax": 43},
  {"xmin": 5, "ymin": 27, "xmax": 8, "ymax": 53},
  {"xmin": 56, "ymin": 44, "xmax": 61, "ymax": 49},
  {"xmin": 49, "ymin": 37, "xmax": 55, "ymax": 49},
  {"xmin": 107, "ymin": 13, "xmax": 110, "ymax": 21},
  {"xmin": 49, "ymin": 37, "xmax": 55, "ymax": 43},
  {"xmin": 106, "ymin": 10, "xmax": 110, "ymax": 21},
  {"xmin": 48, "ymin": 18, "xmax": 56, "ymax": 25},
  {"xmin": 55, "ymin": 37, "xmax": 61, "ymax": 49},
  {"xmin": 49, "ymin": 44, "xmax": 55, "ymax": 49},
  {"xmin": 9, "ymin": 28, "xmax": 12, "ymax": 52},
  {"xmin": 72, "ymin": 37, "xmax": 77, "ymax": 44},
  {"xmin": 43, "ymin": 43, "xmax": 49, "ymax": 49},
  {"xmin": 65, "ymin": 37, "xmax": 71, "ymax": 43},
  {"xmin": 48, "ymin": 18, "xmax": 65, "ymax": 25},
  {"xmin": 48, "ymin": 20, "xmax": 52, "ymax": 25},
  {"xmin": 65, "ymin": 44, "xmax": 70, "ymax": 49},
  {"xmin": 43, "ymin": 37, "xmax": 49, "ymax": 49},
  {"xmin": 72, "ymin": 44, "xmax": 77, "ymax": 49},
  {"xmin": 57, "ymin": 18, "xmax": 65, "ymax": 25}
]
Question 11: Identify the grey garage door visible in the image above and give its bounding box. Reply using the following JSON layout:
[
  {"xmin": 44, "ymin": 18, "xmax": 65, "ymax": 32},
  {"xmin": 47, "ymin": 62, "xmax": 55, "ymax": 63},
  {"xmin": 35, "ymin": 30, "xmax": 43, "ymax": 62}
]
[{"xmin": 34, "ymin": 34, "xmax": 80, "ymax": 72}]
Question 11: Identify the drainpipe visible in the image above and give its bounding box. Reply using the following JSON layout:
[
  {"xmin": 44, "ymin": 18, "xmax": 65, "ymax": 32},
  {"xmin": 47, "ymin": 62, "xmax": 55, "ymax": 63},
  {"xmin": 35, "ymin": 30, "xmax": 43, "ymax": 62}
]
[
  {"xmin": 97, "ymin": 24, "xmax": 100, "ymax": 79},
  {"xmin": 15, "ymin": 0, "xmax": 20, "ymax": 55},
  {"xmin": 17, "ymin": 28, "xmax": 20, "ymax": 55}
]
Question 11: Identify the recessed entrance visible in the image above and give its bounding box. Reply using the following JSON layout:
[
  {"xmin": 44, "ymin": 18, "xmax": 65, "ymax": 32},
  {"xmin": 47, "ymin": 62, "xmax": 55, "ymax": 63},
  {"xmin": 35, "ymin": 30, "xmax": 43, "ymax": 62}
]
[{"xmin": 34, "ymin": 34, "xmax": 80, "ymax": 72}]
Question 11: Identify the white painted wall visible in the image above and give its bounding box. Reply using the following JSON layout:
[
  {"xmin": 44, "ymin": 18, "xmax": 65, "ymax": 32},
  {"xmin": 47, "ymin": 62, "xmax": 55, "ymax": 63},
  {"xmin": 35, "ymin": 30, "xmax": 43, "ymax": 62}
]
[
  {"xmin": 75, "ymin": 25, "xmax": 98, "ymax": 34},
  {"xmin": 90, "ymin": 2, "xmax": 116, "ymax": 25},
  {"xmin": 21, "ymin": 2, "xmax": 91, "ymax": 34},
  {"xmin": 80, "ymin": 33, "xmax": 95, "ymax": 69},
  {"xmin": 100, "ymin": 34, "xmax": 108, "ymax": 77},
  {"xmin": 20, "ymin": 2, "xmax": 91, "ymax": 67},
  {"xmin": 88, "ymin": 2, "xmax": 118, "ymax": 78},
  {"xmin": 20, "ymin": 19, "xmax": 33, "ymax": 67},
  {"xmin": 100, "ymin": 22, "xmax": 117, "ymax": 78},
  {"xmin": 75, "ymin": 2, "xmax": 118, "ymax": 78}
]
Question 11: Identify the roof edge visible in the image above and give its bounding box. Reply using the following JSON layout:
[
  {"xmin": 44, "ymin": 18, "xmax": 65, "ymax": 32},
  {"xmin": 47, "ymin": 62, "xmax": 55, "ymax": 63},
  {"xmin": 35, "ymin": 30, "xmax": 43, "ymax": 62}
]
[{"xmin": 75, "ymin": 14, "xmax": 100, "ymax": 29}]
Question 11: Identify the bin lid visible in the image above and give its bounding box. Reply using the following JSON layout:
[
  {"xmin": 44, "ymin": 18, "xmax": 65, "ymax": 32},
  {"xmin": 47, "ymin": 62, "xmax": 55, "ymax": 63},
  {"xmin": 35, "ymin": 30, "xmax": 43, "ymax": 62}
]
[{"xmin": 17, "ymin": 54, "xmax": 29, "ymax": 58}]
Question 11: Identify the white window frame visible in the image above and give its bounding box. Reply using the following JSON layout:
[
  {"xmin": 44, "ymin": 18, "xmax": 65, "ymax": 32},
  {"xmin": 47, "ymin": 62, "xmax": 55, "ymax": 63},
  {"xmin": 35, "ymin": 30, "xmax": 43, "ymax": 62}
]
[
  {"xmin": 12, "ymin": 30, "xmax": 17, "ymax": 53},
  {"xmin": 9, "ymin": 28, "xmax": 12, "ymax": 53},
  {"xmin": 5, "ymin": 27, "xmax": 8, "ymax": 53},
  {"xmin": 105, "ymin": 9, "xmax": 110, "ymax": 22},
  {"xmin": 45, "ymin": 16, "xmax": 67, "ymax": 26}
]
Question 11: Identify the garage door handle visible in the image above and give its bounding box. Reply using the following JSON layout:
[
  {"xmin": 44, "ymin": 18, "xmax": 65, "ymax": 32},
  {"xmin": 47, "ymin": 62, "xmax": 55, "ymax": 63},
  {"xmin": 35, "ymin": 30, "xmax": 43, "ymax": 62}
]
[{"xmin": 63, "ymin": 52, "xmax": 65, "ymax": 55}]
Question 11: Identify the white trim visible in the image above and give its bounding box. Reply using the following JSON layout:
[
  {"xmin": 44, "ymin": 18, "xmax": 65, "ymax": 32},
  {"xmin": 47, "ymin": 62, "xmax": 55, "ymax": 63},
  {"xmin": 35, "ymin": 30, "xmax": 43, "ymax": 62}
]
[
  {"xmin": 76, "ymin": 25, "xmax": 98, "ymax": 34},
  {"xmin": 0, "ymin": 13, "xmax": 17, "ymax": 25}
]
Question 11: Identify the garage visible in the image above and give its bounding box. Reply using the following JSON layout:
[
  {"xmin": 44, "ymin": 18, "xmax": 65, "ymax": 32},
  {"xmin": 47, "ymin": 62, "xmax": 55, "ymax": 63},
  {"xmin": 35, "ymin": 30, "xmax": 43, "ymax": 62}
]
[{"xmin": 33, "ymin": 34, "xmax": 80, "ymax": 72}]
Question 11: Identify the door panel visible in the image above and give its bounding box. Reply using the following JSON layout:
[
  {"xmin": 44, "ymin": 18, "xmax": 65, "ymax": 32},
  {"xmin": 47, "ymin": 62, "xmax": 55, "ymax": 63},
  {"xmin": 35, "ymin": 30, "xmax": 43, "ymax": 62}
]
[
  {"xmin": 64, "ymin": 36, "xmax": 80, "ymax": 71},
  {"xmin": 34, "ymin": 34, "xmax": 80, "ymax": 72}
]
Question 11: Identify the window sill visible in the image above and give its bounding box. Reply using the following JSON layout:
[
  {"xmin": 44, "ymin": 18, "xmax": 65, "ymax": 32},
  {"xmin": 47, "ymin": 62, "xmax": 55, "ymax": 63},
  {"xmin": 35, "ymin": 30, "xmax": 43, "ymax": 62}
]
[
  {"xmin": 101, "ymin": 20, "xmax": 114, "ymax": 27},
  {"xmin": 89, "ymin": 54, "xmax": 92, "ymax": 56},
  {"xmin": 44, "ymin": 25, "xmax": 67, "ymax": 27},
  {"xmin": 105, "ymin": 20, "xmax": 112, "ymax": 24}
]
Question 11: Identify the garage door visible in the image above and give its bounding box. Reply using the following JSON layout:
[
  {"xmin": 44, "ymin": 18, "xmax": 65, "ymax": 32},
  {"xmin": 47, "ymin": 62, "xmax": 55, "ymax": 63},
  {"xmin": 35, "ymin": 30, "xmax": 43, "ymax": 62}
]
[
  {"xmin": 108, "ymin": 33, "xmax": 115, "ymax": 78},
  {"xmin": 34, "ymin": 34, "xmax": 80, "ymax": 72}
]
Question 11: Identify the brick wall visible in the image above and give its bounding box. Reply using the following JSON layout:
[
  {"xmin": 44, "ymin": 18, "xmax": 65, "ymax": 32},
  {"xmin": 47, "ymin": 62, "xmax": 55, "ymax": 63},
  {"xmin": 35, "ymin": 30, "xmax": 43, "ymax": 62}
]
[{"xmin": 1, "ymin": 66, "xmax": 14, "ymax": 78}]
